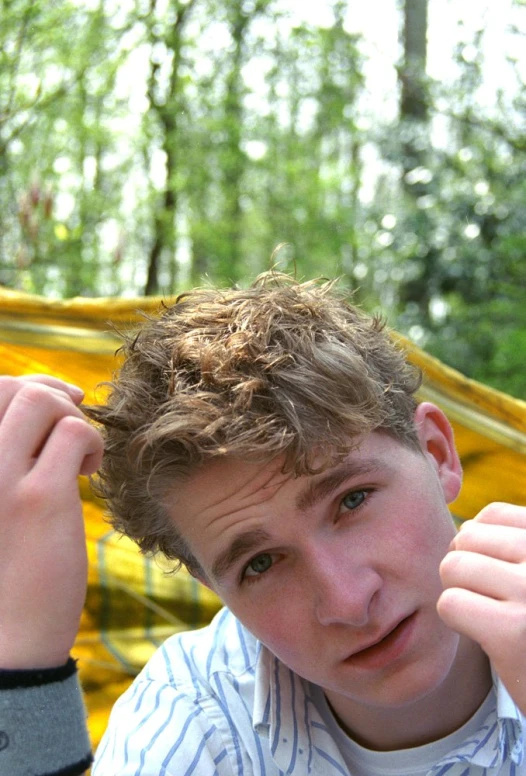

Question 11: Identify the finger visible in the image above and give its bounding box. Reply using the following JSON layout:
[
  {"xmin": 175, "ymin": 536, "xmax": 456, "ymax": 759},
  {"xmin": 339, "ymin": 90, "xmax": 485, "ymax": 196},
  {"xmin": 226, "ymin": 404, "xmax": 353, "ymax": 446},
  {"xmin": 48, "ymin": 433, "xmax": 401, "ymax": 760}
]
[
  {"xmin": 440, "ymin": 549, "xmax": 524, "ymax": 601},
  {"xmin": 0, "ymin": 379, "xmax": 82, "ymax": 426},
  {"xmin": 437, "ymin": 589, "xmax": 526, "ymax": 716},
  {"xmin": 0, "ymin": 374, "xmax": 84, "ymax": 405},
  {"xmin": 0, "ymin": 383, "xmax": 86, "ymax": 475},
  {"xmin": 451, "ymin": 521, "xmax": 526, "ymax": 564},
  {"xmin": 437, "ymin": 587, "xmax": 522, "ymax": 655},
  {"xmin": 32, "ymin": 415, "xmax": 104, "ymax": 481},
  {"xmin": 473, "ymin": 502, "xmax": 526, "ymax": 530}
]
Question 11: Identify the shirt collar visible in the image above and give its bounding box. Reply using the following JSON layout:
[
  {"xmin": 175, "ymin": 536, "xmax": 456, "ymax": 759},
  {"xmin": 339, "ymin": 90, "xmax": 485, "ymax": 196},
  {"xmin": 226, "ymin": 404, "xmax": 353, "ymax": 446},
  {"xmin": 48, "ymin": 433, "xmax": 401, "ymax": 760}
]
[
  {"xmin": 253, "ymin": 646, "xmax": 525, "ymax": 774},
  {"xmin": 252, "ymin": 643, "xmax": 345, "ymax": 774},
  {"xmin": 431, "ymin": 670, "xmax": 524, "ymax": 771}
]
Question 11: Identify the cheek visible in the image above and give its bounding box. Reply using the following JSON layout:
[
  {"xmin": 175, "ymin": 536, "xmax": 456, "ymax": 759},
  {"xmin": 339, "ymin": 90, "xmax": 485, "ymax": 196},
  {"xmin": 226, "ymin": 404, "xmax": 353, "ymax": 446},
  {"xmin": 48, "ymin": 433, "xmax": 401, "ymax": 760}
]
[
  {"xmin": 230, "ymin": 592, "xmax": 312, "ymax": 665},
  {"xmin": 378, "ymin": 502, "xmax": 455, "ymax": 585}
]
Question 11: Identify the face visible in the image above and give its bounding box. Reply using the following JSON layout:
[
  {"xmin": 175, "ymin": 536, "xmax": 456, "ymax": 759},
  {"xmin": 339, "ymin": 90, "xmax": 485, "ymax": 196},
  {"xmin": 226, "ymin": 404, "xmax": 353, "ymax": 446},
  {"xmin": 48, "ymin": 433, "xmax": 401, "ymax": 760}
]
[{"xmin": 167, "ymin": 403, "xmax": 468, "ymax": 726}]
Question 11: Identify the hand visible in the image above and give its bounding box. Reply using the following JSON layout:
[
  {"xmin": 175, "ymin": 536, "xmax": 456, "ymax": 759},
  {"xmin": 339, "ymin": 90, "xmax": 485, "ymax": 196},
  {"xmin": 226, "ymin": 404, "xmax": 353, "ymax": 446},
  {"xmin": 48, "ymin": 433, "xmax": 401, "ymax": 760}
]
[
  {"xmin": 0, "ymin": 375, "xmax": 103, "ymax": 669},
  {"xmin": 438, "ymin": 503, "xmax": 526, "ymax": 715}
]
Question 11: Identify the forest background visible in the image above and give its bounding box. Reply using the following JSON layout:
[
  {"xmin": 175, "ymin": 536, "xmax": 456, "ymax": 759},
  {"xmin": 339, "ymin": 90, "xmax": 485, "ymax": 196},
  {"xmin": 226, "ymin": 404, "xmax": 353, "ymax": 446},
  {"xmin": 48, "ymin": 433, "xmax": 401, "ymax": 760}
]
[{"xmin": 1, "ymin": 0, "xmax": 524, "ymax": 397}]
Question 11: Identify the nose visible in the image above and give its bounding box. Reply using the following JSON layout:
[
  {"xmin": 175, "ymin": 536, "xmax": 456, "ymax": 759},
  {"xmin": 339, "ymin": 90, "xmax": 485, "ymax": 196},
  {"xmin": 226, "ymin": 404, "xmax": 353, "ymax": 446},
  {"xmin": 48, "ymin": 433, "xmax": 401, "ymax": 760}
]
[{"xmin": 310, "ymin": 546, "xmax": 382, "ymax": 628}]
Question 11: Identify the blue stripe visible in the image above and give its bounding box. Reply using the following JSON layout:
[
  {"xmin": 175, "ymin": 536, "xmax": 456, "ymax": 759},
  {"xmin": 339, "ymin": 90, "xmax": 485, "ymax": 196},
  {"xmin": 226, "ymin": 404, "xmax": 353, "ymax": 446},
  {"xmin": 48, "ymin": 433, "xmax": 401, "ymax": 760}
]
[
  {"xmin": 313, "ymin": 745, "xmax": 348, "ymax": 775},
  {"xmin": 135, "ymin": 692, "xmax": 194, "ymax": 776},
  {"xmin": 271, "ymin": 657, "xmax": 282, "ymax": 756},
  {"xmin": 180, "ymin": 724, "xmax": 217, "ymax": 776},
  {"xmin": 160, "ymin": 641, "xmax": 176, "ymax": 685},
  {"xmin": 182, "ymin": 642, "xmax": 202, "ymax": 700},
  {"xmin": 433, "ymin": 763, "xmax": 459, "ymax": 776},
  {"xmin": 93, "ymin": 730, "xmax": 110, "ymax": 769},
  {"xmin": 124, "ymin": 683, "xmax": 163, "ymax": 766},
  {"xmin": 287, "ymin": 669, "xmax": 299, "ymax": 773},
  {"xmin": 236, "ymin": 618, "xmax": 252, "ymax": 671},
  {"xmin": 212, "ymin": 671, "xmax": 244, "ymax": 773},
  {"xmin": 206, "ymin": 609, "xmax": 229, "ymax": 677},
  {"xmin": 304, "ymin": 693, "xmax": 314, "ymax": 773},
  {"xmin": 473, "ymin": 721, "xmax": 498, "ymax": 754},
  {"xmin": 156, "ymin": 706, "xmax": 204, "ymax": 776},
  {"xmin": 214, "ymin": 749, "xmax": 228, "ymax": 766},
  {"xmin": 132, "ymin": 679, "xmax": 153, "ymax": 713},
  {"xmin": 232, "ymin": 671, "xmax": 268, "ymax": 776}
]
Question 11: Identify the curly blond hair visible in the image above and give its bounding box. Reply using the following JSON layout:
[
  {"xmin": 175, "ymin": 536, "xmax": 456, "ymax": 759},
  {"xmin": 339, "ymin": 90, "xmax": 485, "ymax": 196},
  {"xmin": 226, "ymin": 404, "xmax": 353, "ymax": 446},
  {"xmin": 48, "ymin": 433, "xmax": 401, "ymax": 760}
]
[{"xmin": 87, "ymin": 274, "xmax": 421, "ymax": 574}]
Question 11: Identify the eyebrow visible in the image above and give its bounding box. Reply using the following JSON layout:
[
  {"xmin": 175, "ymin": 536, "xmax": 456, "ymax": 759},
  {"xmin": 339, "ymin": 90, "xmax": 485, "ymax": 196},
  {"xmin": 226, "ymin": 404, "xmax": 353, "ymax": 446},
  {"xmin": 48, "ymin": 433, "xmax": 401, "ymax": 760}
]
[
  {"xmin": 211, "ymin": 528, "xmax": 272, "ymax": 583},
  {"xmin": 209, "ymin": 458, "xmax": 383, "ymax": 584},
  {"xmin": 295, "ymin": 458, "xmax": 382, "ymax": 513}
]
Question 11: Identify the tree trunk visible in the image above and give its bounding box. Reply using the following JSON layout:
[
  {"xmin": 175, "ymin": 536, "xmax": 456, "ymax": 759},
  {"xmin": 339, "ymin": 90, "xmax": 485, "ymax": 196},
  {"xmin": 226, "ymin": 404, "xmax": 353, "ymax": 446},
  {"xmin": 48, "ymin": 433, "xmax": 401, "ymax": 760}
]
[
  {"xmin": 398, "ymin": 0, "xmax": 434, "ymax": 319},
  {"xmin": 144, "ymin": 0, "xmax": 197, "ymax": 295}
]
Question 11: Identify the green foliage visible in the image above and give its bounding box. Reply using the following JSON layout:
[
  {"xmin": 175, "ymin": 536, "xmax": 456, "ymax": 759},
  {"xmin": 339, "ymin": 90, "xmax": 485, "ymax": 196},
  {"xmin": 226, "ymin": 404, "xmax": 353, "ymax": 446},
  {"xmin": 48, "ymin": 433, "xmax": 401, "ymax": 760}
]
[{"xmin": 0, "ymin": 0, "xmax": 524, "ymax": 397}]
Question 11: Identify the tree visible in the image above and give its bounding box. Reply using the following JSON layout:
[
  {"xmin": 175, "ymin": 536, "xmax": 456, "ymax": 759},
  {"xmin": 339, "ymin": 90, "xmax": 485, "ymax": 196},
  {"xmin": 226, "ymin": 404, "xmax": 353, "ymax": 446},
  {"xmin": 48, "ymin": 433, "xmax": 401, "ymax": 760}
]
[{"xmin": 0, "ymin": 0, "xmax": 523, "ymax": 395}]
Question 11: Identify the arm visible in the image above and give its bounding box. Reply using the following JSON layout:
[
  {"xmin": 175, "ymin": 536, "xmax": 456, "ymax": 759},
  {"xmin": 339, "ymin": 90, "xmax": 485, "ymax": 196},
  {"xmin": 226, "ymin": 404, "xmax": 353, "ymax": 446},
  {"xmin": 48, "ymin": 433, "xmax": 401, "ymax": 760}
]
[
  {"xmin": 0, "ymin": 375, "xmax": 103, "ymax": 775},
  {"xmin": 438, "ymin": 502, "xmax": 526, "ymax": 715}
]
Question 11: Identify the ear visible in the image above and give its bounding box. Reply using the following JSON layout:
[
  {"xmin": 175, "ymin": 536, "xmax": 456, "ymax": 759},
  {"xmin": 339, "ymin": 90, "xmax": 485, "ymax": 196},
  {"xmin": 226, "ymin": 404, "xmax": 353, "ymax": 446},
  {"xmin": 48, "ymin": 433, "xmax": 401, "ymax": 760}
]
[{"xmin": 413, "ymin": 402, "xmax": 463, "ymax": 504}]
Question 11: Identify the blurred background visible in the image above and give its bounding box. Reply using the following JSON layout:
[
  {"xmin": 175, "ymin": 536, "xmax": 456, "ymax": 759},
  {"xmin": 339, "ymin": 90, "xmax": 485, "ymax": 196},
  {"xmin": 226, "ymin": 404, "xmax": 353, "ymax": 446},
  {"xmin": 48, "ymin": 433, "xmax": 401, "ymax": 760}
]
[{"xmin": 1, "ymin": 0, "xmax": 525, "ymax": 397}]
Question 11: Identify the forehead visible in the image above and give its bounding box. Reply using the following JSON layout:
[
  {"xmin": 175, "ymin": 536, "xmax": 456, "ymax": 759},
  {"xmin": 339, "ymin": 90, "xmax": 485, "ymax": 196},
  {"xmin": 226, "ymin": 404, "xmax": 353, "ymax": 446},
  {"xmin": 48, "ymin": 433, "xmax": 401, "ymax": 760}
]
[
  {"xmin": 171, "ymin": 454, "xmax": 293, "ymax": 531},
  {"xmin": 165, "ymin": 433, "xmax": 407, "ymax": 561}
]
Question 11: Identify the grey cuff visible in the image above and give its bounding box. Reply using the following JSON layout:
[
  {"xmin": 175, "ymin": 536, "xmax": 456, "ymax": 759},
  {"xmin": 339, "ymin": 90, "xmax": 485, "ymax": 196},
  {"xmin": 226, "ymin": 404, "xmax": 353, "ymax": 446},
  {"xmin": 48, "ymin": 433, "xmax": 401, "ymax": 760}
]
[{"xmin": 0, "ymin": 660, "xmax": 92, "ymax": 776}]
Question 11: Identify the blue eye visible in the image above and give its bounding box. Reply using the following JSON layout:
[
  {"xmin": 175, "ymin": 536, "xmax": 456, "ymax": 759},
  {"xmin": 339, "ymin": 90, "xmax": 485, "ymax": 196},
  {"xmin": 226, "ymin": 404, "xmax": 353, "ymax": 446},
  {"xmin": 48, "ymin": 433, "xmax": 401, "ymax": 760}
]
[
  {"xmin": 341, "ymin": 490, "xmax": 367, "ymax": 510},
  {"xmin": 245, "ymin": 553, "xmax": 273, "ymax": 578}
]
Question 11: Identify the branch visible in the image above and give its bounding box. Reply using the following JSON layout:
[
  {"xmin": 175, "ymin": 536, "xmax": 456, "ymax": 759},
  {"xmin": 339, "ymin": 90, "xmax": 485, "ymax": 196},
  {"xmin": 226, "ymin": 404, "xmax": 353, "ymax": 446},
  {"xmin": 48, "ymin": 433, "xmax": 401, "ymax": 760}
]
[
  {"xmin": 438, "ymin": 108, "xmax": 526, "ymax": 153},
  {"xmin": 0, "ymin": 83, "xmax": 68, "ymax": 146},
  {"xmin": 3, "ymin": 2, "xmax": 36, "ymax": 119}
]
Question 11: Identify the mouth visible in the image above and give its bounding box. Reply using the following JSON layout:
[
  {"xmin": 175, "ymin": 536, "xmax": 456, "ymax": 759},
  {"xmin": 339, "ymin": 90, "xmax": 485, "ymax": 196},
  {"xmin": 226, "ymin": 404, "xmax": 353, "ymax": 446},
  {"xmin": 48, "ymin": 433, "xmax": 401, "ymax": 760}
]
[{"xmin": 345, "ymin": 613, "xmax": 417, "ymax": 670}]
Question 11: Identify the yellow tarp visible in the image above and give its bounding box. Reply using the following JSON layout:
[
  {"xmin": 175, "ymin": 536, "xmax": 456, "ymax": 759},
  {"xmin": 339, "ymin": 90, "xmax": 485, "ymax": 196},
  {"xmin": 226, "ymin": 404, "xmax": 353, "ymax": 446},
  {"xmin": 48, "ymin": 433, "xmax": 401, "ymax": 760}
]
[{"xmin": 0, "ymin": 286, "xmax": 525, "ymax": 751}]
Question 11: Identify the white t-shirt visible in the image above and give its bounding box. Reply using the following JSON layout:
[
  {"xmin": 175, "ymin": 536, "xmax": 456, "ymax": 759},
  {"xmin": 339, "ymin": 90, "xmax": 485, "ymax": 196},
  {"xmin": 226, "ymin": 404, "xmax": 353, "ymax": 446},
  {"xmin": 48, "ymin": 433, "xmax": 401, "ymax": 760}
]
[{"xmin": 314, "ymin": 685, "xmax": 496, "ymax": 776}]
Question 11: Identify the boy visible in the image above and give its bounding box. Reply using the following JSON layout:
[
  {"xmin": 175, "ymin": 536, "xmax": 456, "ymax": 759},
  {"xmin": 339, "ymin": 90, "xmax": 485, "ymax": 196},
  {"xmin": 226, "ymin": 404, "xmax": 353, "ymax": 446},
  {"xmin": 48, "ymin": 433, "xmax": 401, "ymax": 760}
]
[{"xmin": 0, "ymin": 274, "xmax": 525, "ymax": 775}]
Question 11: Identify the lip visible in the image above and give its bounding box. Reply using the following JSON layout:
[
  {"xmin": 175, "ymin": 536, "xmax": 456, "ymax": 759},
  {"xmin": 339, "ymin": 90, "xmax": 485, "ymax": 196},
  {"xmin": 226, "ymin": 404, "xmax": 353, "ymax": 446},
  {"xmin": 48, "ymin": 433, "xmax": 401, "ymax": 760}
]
[{"xmin": 344, "ymin": 612, "xmax": 417, "ymax": 670}]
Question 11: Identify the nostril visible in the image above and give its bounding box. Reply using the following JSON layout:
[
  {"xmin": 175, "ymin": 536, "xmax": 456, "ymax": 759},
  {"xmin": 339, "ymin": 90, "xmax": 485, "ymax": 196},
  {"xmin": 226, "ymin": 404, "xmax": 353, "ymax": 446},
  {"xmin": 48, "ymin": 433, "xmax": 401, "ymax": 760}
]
[{"xmin": 313, "ymin": 568, "xmax": 382, "ymax": 629}]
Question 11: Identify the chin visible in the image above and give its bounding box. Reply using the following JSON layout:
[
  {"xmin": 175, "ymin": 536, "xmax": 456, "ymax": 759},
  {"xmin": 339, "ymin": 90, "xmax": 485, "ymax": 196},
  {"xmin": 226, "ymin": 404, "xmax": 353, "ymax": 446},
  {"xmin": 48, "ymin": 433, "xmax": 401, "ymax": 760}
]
[
  {"xmin": 348, "ymin": 630, "xmax": 462, "ymax": 711},
  {"xmin": 382, "ymin": 636, "xmax": 462, "ymax": 709}
]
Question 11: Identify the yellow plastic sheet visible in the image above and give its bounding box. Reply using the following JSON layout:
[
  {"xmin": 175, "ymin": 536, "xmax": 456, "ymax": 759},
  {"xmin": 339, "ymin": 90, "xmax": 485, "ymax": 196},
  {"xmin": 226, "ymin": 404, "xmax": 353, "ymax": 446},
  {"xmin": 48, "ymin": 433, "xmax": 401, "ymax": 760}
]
[{"xmin": 0, "ymin": 286, "xmax": 525, "ymax": 750}]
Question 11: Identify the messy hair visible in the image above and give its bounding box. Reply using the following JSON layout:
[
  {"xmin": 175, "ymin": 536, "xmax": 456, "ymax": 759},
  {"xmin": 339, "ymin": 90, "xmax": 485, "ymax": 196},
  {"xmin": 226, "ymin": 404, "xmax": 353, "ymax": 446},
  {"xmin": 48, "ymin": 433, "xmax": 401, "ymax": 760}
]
[{"xmin": 86, "ymin": 273, "xmax": 421, "ymax": 574}]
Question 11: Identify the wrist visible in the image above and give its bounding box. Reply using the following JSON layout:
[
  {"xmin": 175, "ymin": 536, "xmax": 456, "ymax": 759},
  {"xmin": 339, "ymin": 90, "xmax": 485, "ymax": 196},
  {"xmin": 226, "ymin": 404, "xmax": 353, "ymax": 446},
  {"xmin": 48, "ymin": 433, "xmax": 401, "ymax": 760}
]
[
  {"xmin": 0, "ymin": 653, "xmax": 71, "ymax": 671},
  {"xmin": 0, "ymin": 657, "xmax": 76, "ymax": 688},
  {"xmin": 0, "ymin": 656, "xmax": 92, "ymax": 776},
  {"xmin": 0, "ymin": 635, "xmax": 71, "ymax": 670}
]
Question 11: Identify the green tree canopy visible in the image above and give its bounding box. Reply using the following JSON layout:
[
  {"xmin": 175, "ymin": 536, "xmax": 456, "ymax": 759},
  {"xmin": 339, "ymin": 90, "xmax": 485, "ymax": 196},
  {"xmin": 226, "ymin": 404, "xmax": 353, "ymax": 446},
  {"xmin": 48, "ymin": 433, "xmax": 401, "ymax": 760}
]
[{"xmin": 0, "ymin": 0, "xmax": 524, "ymax": 397}]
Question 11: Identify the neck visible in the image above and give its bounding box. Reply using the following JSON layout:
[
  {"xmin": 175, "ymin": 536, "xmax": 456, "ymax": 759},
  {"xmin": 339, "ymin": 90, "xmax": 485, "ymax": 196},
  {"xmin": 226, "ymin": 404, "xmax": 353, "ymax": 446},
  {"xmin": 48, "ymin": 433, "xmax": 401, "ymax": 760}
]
[{"xmin": 327, "ymin": 637, "xmax": 492, "ymax": 751}]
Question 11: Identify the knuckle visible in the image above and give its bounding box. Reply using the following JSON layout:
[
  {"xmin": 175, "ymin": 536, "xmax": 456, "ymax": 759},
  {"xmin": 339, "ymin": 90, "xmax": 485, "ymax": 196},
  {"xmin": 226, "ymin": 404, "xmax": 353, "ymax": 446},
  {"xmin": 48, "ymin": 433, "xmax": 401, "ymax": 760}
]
[
  {"xmin": 436, "ymin": 588, "xmax": 460, "ymax": 620},
  {"xmin": 58, "ymin": 414, "xmax": 85, "ymax": 434},
  {"xmin": 476, "ymin": 502, "xmax": 514, "ymax": 521},
  {"xmin": 58, "ymin": 413, "xmax": 94, "ymax": 440},
  {"xmin": 56, "ymin": 415, "xmax": 102, "ymax": 456},
  {"xmin": 15, "ymin": 382, "xmax": 50, "ymax": 407},
  {"xmin": 439, "ymin": 550, "xmax": 462, "ymax": 580},
  {"xmin": 19, "ymin": 476, "xmax": 52, "ymax": 511},
  {"xmin": 454, "ymin": 520, "xmax": 484, "ymax": 551}
]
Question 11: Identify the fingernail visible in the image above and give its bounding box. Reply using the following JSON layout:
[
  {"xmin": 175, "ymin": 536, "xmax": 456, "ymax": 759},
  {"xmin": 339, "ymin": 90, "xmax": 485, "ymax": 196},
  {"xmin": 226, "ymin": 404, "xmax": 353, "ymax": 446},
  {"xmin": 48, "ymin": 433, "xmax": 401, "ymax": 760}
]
[{"xmin": 66, "ymin": 383, "xmax": 85, "ymax": 398}]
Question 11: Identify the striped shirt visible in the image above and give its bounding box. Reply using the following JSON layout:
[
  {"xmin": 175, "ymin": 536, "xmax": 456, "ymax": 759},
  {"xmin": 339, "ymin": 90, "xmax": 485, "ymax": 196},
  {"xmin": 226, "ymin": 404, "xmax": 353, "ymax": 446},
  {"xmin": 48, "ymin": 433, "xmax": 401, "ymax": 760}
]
[{"xmin": 93, "ymin": 607, "xmax": 525, "ymax": 775}]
